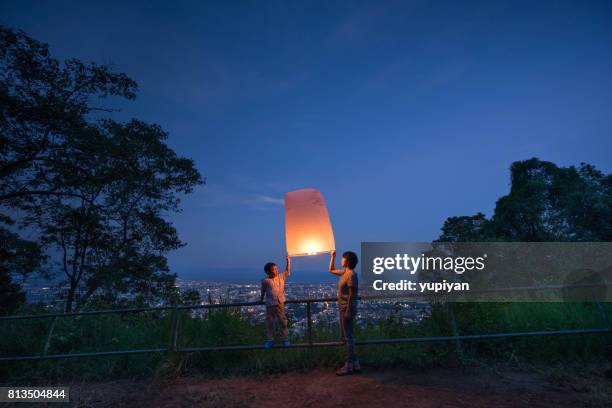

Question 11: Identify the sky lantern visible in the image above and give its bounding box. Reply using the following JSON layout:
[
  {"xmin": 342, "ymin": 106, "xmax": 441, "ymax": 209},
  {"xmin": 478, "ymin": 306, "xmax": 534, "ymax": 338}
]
[{"xmin": 285, "ymin": 188, "xmax": 335, "ymax": 256}]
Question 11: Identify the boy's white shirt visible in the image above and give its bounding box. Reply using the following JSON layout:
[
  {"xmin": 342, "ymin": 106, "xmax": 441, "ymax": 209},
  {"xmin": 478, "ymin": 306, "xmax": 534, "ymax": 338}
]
[{"xmin": 262, "ymin": 271, "xmax": 288, "ymax": 306}]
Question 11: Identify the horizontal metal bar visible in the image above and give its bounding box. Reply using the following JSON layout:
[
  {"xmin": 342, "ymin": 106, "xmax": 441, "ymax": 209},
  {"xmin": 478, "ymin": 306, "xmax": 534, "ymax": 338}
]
[
  {"xmin": 182, "ymin": 327, "xmax": 611, "ymax": 352},
  {"xmin": 0, "ymin": 300, "xmax": 292, "ymax": 321},
  {"xmin": 357, "ymin": 327, "xmax": 611, "ymax": 345},
  {"xmin": 2, "ymin": 327, "xmax": 608, "ymax": 362},
  {"xmin": 182, "ymin": 341, "xmax": 344, "ymax": 353},
  {"xmin": 0, "ymin": 306, "xmax": 177, "ymax": 321},
  {"xmin": 3, "ymin": 282, "xmax": 609, "ymax": 321},
  {"xmin": 0, "ymin": 347, "xmax": 167, "ymax": 362}
]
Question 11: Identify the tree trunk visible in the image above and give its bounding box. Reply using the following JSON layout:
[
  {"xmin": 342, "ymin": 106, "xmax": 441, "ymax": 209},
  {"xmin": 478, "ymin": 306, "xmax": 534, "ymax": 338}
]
[
  {"xmin": 65, "ymin": 282, "xmax": 77, "ymax": 313},
  {"xmin": 75, "ymin": 282, "xmax": 99, "ymax": 311}
]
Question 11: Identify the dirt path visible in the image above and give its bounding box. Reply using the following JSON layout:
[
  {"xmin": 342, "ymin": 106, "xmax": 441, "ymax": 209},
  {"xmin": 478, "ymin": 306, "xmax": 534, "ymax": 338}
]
[{"xmin": 66, "ymin": 366, "xmax": 611, "ymax": 407}]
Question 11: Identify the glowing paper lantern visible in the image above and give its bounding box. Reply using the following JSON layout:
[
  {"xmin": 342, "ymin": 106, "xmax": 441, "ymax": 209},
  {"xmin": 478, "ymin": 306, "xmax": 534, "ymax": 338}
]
[{"xmin": 285, "ymin": 188, "xmax": 335, "ymax": 256}]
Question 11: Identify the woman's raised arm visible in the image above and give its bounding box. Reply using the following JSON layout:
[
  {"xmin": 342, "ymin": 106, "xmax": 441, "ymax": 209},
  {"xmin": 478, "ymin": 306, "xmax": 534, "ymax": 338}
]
[{"xmin": 328, "ymin": 250, "xmax": 344, "ymax": 275}]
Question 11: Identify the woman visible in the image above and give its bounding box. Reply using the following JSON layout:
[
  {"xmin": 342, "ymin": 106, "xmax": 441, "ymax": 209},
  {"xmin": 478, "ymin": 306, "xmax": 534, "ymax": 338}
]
[{"xmin": 329, "ymin": 250, "xmax": 360, "ymax": 375}]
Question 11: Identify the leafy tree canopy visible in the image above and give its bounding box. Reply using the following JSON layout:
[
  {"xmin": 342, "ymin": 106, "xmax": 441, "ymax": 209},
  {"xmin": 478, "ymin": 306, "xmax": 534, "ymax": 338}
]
[
  {"xmin": 0, "ymin": 26, "xmax": 203, "ymax": 311},
  {"xmin": 437, "ymin": 158, "xmax": 611, "ymax": 242}
]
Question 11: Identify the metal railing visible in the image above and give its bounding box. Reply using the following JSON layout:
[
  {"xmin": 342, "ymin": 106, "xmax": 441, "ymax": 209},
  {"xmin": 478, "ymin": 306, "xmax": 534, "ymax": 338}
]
[{"xmin": 0, "ymin": 289, "xmax": 610, "ymax": 362}]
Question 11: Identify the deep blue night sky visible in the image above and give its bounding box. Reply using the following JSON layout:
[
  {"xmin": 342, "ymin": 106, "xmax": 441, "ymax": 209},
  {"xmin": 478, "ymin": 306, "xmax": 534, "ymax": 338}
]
[{"xmin": 2, "ymin": 1, "xmax": 611, "ymax": 279}]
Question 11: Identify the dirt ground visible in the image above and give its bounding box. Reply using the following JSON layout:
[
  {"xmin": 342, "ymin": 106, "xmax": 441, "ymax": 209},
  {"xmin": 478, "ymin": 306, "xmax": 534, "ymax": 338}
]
[{"xmin": 30, "ymin": 365, "xmax": 612, "ymax": 407}]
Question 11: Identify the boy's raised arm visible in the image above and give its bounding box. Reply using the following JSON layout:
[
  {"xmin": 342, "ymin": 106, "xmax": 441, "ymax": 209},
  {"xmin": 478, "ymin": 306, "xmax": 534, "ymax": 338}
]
[{"xmin": 284, "ymin": 255, "xmax": 291, "ymax": 277}]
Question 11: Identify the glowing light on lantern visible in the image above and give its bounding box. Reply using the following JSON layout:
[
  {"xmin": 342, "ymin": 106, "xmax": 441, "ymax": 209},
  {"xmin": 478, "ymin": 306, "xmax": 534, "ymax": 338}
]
[
  {"xmin": 305, "ymin": 242, "xmax": 318, "ymax": 255},
  {"xmin": 285, "ymin": 188, "xmax": 335, "ymax": 257}
]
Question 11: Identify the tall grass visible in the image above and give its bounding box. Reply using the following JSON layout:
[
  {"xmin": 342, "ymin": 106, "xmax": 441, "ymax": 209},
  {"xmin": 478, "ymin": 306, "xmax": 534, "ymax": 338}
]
[{"xmin": 0, "ymin": 302, "xmax": 610, "ymax": 383}]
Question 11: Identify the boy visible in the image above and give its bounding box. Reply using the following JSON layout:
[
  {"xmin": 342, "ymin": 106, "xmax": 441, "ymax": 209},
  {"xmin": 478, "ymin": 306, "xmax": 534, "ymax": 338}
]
[{"xmin": 260, "ymin": 255, "xmax": 291, "ymax": 348}]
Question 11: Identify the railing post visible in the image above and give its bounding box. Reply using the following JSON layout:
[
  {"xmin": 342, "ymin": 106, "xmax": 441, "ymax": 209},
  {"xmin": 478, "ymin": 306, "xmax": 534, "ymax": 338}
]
[
  {"xmin": 41, "ymin": 316, "xmax": 58, "ymax": 357},
  {"xmin": 596, "ymin": 302, "xmax": 609, "ymax": 328},
  {"xmin": 170, "ymin": 306, "xmax": 180, "ymax": 352},
  {"xmin": 306, "ymin": 301, "xmax": 313, "ymax": 345},
  {"xmin": 447, "ymin": 302, "xmax": 463, "ymax": 361}
]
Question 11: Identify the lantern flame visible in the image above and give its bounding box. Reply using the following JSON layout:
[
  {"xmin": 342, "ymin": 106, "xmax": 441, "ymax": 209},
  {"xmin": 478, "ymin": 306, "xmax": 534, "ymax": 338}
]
[{"xmin": 306, "ymin": 242, "xmax": 318, "ymax": 255}]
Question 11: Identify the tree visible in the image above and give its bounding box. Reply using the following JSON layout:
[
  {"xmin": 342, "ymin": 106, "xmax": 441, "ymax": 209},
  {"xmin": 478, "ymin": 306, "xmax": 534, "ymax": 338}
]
[
  {"xmin": 0, "ymin": 228, "xmax": 43, "ymax": 314},
  {"xmin": 0, "ymin": 26, "xmax": 137, "ymax": 206},
  {"xmin": 27, "ymin": 120, "xmax": 202, "ymax": 311},
  {"xmin": 0, "ymin": 25, "xmax": 138, "ymax": 303},
  {"xmin": 437, "ymin": 212, "xmax": 493, "ymax": 242},
  {"xmin": 1, "ymin": 26, "xmax": 204, "ymax": 311},
  {"xmin": 437, "ymin": 158, "xmax": 612, "ymax": 242}
]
